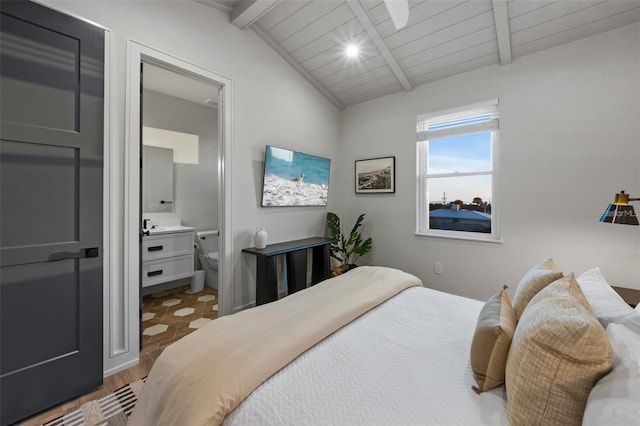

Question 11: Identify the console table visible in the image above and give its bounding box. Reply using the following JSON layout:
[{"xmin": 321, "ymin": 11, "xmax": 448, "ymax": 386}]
[
  {"xmin": 242, "ymin": 237, "xmax": 334, "ymax": 306},
  {"xmin": 612, "ymin": 286, "xmax": 640, "ymax": 308}
]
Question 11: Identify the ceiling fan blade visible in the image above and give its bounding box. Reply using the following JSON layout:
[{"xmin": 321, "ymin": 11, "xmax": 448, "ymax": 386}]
[{"xmin": 384, "ymin": 0, "xmax": 409, "ymax": 30}]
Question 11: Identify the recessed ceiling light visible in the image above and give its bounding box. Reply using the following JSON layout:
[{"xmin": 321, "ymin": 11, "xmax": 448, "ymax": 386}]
[{"xmin": 345, "ymin": 44, "xmax": 360, "ymax": 58}]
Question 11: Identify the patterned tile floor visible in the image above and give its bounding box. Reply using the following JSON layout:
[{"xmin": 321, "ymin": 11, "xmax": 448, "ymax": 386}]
[{"xmin": 141, "ymin": 284, "xmax": 218, "ymax": 356}]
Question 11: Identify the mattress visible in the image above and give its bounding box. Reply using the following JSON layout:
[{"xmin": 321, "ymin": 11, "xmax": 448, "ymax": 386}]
[
  {"xmin": 130, "ymin": 266, "xmax": 423, "ymax": 425},
  {"xmin": 224, "ymin": 286, "xmax": 508, "ymax": 425}
]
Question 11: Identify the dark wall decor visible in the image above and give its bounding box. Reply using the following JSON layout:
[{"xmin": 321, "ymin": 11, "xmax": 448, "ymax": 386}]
[{"xmin": 355, "ymin": 156, "xmax": 395, "ymax": 194}]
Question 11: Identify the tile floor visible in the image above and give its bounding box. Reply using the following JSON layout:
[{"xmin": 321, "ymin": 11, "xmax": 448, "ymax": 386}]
[{"xmin": 141, "ymin": 284, "xmax": 218, "ymax": 356}]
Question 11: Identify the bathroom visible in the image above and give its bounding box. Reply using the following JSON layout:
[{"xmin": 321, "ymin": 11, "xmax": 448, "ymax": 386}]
[{"xmin": 140, "ymin": 63, "xmax": 220, "ymax": 352}]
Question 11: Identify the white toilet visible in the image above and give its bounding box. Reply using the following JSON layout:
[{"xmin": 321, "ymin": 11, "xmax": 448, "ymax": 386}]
[{"xmin": 196, "ymin": 230, "xmax": 219, "ymax": 290}]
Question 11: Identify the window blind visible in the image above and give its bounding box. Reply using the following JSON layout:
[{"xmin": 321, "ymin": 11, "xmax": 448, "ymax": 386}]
[{"xmin": 417, "ymin": 101, "xmax": 499, "ymax": 141}]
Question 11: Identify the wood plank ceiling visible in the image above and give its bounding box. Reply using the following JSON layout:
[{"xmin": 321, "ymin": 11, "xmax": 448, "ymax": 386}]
[{"xmin": 198, "ymin": 0, "xmax": 640, "ymax": 110}]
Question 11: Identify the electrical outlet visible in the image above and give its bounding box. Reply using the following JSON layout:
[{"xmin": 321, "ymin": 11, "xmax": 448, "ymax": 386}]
[{"xmin": 434, "ymin": 262, "xmax": 443, "ymax": 275}]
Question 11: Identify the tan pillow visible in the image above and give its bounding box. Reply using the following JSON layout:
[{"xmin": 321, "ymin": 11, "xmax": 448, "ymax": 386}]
[
  {"xmin": 470, "ymin": 288, "xmax": 516, "ymax": 393},
  {"xmin": 512, "ymin": 258, "xmax": 563, "ymax": 320},
  {"xmin": 530, "ymin": 273, "xmax": 592, "ymax": 312},
  {"xmin": 505, "ymin": 279, "xmax": 612, "ymax": 426}
]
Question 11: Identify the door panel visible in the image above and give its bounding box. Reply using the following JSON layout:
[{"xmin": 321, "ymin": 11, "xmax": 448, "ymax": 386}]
[
  {"xmin": 0, "ymin": 2, "xmax": 105, "ymax": 425},
  {"xmin": 1, "ymin": 141, "xmax": 78, "ymax": 247},
  {"xmin": 1, "ymin": 260, "xmax": 80, "ymax": 373},
  {"xmin": 0, "ymin": 12, "xmax": 80, "ymax": 131}
]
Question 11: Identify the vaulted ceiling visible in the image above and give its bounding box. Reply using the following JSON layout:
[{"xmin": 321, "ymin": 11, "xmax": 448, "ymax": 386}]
[{"xmin": 198, "ymin": 0, "xmax": 640, "ymax": 110}]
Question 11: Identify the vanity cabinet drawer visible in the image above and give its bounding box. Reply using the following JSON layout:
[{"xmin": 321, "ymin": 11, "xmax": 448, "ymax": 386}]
[
  {"xmin": 142, "ymin": 254, "xmax": 193, "ymax": 287},
  {"xmin": 142, "ymin": 232, "xmax": 193, "ymax": 261}
]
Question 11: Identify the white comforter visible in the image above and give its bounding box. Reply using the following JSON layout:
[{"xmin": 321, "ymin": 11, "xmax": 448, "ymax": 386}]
[
  {"xmin": 131, "ymin": 266, "xmax": 422, "ymax": 425},
  {"xmin": 224, "ymin": 286, "xmax": 508, "ymax": 425}
]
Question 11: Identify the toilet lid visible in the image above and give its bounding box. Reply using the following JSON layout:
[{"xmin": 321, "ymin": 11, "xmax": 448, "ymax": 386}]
[{"xmin": 206, "ymin": 252, "xmax": 219, "ymax": 261}]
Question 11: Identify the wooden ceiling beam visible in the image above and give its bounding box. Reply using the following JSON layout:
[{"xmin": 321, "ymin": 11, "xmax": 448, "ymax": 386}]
[
  {"xmin": 492, "ymin": 0, "xmax": 512, "ymax": 65},
  {"xmin": 195, "ymin": 0, "xmax": 234, "ymax": 14},
  {"xmin": 231, "ymin": 0, "xmax": 281, "ymax": 30},
  {"xmin": 346, "ymin": 0, "xmax": 413, "ymax": 92}
]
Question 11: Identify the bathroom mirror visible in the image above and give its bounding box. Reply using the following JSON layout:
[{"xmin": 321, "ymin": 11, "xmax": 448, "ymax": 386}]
[
  {"xmin": 142, "ymin": 145, "xmax": 174, "ymax": 213},
  {"xmin": 141, "ymin": 62, "xmax": 219, "ymax": 230}
]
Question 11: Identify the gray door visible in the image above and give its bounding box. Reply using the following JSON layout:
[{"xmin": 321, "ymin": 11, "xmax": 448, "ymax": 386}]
[{"xmin": 0, "ymin": 2, "xmax": 104, "ymax": 424}]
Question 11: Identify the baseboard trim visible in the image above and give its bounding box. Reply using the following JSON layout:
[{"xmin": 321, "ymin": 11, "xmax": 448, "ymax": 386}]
[
  {"xmin": 103, "ymin": 357, "xmax": 139, "ymax": 378},
  {"xmin": 233, "ymin": 301, "xmax": 255, "ymax": 313}
]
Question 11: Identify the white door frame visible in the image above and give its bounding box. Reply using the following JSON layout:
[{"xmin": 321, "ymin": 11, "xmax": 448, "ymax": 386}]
[{"xmin": 125, "ymin": 40, "xmax": 234, "ymax": 357}]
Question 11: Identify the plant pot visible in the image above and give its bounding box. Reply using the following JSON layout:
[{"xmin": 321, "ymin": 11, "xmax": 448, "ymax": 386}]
[{"xmin": 331, "ymin": 264, "xmax": 358, "ymax": 277}]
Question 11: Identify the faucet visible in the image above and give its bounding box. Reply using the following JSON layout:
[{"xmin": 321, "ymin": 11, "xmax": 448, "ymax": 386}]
[{"xmin": 143, "ymin": 219, "xmax": 151, "ymax": 229}]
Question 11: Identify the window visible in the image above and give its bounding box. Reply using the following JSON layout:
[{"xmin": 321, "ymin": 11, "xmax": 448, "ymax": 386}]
[{"xmin": 416, "ymin": 100, "xmax": 499, "ymax": 240}]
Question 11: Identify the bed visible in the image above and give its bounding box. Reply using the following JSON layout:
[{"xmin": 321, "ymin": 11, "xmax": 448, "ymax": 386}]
[{"xmin": 129, "ymin": 264, "xmax": 640, "ymax": 426}]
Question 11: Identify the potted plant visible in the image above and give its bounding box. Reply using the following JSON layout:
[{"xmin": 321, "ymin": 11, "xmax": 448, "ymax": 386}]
[{"xmin": 326, "ymin": 212, "xmax": 373, "ymax": 276}]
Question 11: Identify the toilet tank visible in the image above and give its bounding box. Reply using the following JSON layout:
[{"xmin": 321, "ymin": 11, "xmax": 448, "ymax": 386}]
[{"xmin": 196, "ymin": 230, "xmax": 219, "ymax": 254}]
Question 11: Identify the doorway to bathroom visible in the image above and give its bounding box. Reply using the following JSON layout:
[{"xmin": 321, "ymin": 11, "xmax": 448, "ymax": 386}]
[
  {"xmin": 138, "ymin": 62, "xmax": 221, "ymax": 354},
  {"xmin": 125, "ymin": 41, "xmax": 233, "ymax": 362}
]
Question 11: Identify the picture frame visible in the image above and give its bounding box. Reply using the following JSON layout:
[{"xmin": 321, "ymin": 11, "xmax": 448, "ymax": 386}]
[{"xmin": 355, "ymin": 156, "xmax": 395, "ymax": 194}]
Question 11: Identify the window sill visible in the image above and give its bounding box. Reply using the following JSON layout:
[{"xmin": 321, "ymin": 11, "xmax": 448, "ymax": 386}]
[{"xmin": 415, "ymin": 231, "xmax": 503, "ymax": 244}]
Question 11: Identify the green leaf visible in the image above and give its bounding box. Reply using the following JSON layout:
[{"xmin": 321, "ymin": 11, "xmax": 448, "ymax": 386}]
[
  {"xmin": 329, "ymin": 252, "xmax": 342, "ymax": 262},
  {"xmin": 353, "ymin": 237, "xmax": 373, "ymax": 255},
  {"xmin": 326, "ymin": 212, "xmax": 372, "ymax": 266},
  {"xmin": 349, "ymin": 214, "xmax": 365, "ymax": 236},
  {"xmin": 326, "ymin": 212, "xmax": 341, "ymax": 239}
]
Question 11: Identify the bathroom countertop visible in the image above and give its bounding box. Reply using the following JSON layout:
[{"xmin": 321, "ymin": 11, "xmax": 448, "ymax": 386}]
[{"xmin": 145, "ymin": 225, "xmax": 195, "ymax": 236}]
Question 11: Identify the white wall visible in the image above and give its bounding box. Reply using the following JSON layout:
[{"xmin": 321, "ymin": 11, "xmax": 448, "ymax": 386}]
[
  {"xmin": 36, "ymin": 0, "xmax": 638, "ymax": 377},
  {"xmin": 41, "ymin": 0, "xmax": 342, "ymax": 375},
  {"xmin": 340, "ymin": 23, "xmax": 640, "ymax": 302},
  {"xmin": 142, "ymin": 89, "xmax": 219, "ymax": 231}
]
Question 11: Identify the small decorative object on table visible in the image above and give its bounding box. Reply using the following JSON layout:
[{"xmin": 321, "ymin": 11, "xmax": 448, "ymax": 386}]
[
  {"xmin": 254, "ymin": 228, "xmax": 268, "ymax": 249},
  {"xmin": 326, "ymin": 212, "xmax": 373, "ymax": 276}
]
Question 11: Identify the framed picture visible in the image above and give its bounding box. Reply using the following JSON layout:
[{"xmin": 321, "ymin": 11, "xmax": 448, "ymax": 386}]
[{"xmin": 355, "ymin": 156, "xmax": 395, "ymax": 193}]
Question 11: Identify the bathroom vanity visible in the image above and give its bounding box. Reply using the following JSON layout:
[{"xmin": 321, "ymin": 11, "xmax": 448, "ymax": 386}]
[{"xmin": 142, "ymin": 223, "xmax": 195, "ymax": 288}]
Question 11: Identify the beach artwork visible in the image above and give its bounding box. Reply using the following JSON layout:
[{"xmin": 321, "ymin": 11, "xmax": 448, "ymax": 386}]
[
  {"xmin": 261, "ymin": 146, "xmax": 331, "ymax": 207},
  {"xmin": 355, "ymin": 156, "xmax": 395, "ymax": 193}
]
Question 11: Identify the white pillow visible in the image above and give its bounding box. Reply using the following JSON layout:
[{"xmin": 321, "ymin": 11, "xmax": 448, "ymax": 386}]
[
  {"xmin": 583, "ymin": 323, "xmax": 640, "ymax": 425},
  {"xmin": 577, "ymin": 268, "xmax": 640, "ymax": 334},
  {"xmin": 636, "ymin": 302, "xmax": 640, "ymax": 312}
]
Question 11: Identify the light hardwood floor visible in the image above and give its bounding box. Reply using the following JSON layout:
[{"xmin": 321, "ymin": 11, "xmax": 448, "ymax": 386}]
[
  {"xmin": 19, "ymin": 347, "xmax": 160, "ymax": 426},
  {"xmin": 19, "ymin": 285, "xmax": 218, "ymax": 426}
]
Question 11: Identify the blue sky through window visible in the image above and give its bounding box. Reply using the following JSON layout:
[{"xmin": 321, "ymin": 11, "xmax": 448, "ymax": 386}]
[
  {"xmin": 427, "ymin": 132, "xmax": 492, "ymax": 204},
  {"xmin": 428, "ymin": 132, "xmax": 491, "ymax": 174}
]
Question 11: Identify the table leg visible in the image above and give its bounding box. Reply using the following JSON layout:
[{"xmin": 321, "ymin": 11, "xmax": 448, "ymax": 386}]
[
  {"xmin": 311, "ymin": 244, "xmax": 330, "ymax": 284},
  {"xmin": 286, "ymin": 249, "xmax": 308, "ymax": 294},
  {"xmin": 256, "ymin": 255, "xmax": 278, "ymax": 305}
]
